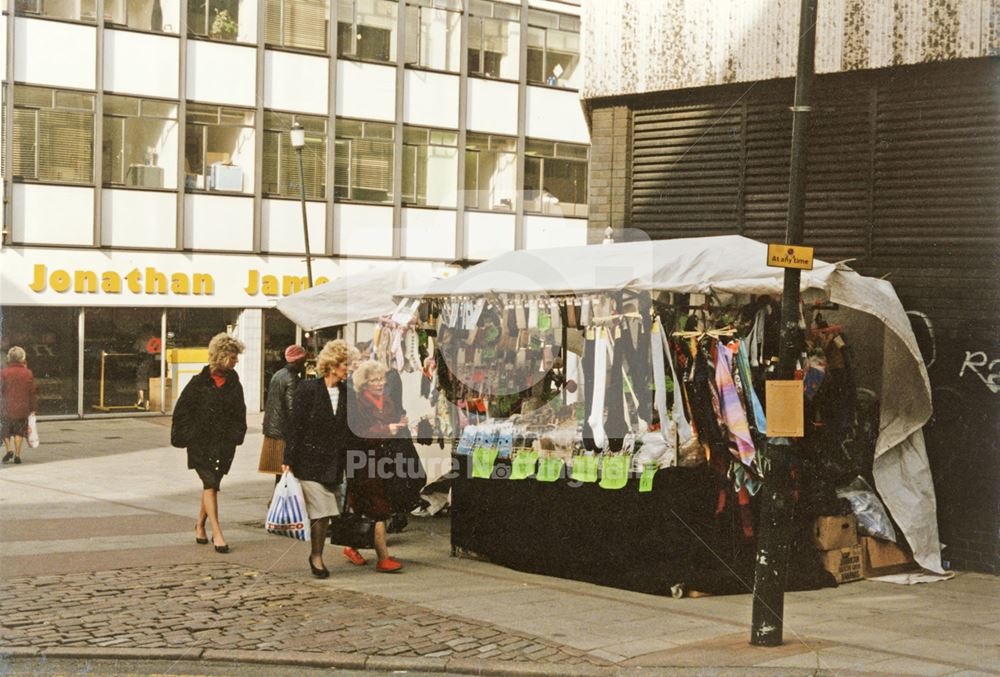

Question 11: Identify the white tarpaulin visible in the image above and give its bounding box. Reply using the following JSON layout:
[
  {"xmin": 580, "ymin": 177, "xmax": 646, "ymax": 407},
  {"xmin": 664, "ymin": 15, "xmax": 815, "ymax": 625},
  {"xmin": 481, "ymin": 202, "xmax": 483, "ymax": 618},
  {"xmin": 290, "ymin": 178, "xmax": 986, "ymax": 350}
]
[
  {"xmin": 276, "ymin": 263, "xmax": 436, "ymax": 331},
  {"xmin": 401, "ymin": 235, "xmax": 942, "ymax": 572}
]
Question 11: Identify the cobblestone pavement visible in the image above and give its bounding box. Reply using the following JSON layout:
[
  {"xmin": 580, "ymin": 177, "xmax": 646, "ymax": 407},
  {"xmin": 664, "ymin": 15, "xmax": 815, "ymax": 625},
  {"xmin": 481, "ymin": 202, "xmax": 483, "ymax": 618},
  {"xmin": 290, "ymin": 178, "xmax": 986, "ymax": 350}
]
[{"xmin": 0, "ymin": 562, "xmax": 609, "ymax": 668}]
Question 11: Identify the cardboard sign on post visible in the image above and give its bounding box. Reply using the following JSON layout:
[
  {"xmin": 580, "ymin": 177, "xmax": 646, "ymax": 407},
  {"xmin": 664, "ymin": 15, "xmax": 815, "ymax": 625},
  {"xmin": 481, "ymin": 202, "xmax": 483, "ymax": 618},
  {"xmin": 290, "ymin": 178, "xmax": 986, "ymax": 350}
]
[{"xmin": 765, "ymin": 380, "xmax": 805, "ymax": 437}]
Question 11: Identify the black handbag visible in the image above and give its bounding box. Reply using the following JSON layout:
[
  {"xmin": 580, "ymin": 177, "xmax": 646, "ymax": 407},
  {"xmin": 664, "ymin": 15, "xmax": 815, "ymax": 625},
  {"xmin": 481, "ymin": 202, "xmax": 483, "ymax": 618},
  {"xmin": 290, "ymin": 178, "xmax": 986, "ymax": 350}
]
[{"xmin": 328, "ymin": 490, "xmax": 375, "ymax": 549}]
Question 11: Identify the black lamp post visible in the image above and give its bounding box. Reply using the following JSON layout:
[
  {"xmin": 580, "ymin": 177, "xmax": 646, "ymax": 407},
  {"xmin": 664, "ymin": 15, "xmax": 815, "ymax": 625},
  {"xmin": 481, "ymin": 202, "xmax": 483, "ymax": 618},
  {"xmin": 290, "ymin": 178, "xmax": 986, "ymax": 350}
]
[{"xmin": 289, "ymin": 121, "xmax": 313, "ymax": 287}]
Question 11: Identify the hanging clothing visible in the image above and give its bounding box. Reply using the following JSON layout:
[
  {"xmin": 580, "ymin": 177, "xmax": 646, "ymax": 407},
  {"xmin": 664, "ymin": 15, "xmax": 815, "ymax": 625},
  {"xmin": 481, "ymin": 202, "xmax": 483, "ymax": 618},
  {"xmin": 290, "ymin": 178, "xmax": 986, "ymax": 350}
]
[
  {"xmin": 714, "ymin": 343, "xmax": 756, "ymax": 469},
  {"xmin": 587, "ymin": 328, "xmax": 609, "ymax": 450},
  {"xmin": 582, "ymin": 333, "xmax": 597, "ymax": 451},
  {"xmin": 605, "ymin": 328, "xmax": 627, "ymax": 452}
]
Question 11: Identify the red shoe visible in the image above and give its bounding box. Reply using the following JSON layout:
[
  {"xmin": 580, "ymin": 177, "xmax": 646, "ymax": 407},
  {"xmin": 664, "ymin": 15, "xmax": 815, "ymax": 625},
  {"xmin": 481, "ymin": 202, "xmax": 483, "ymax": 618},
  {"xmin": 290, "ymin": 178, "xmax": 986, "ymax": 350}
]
[
  {"xmin": 376, "ymin": 558, "xmax": 403, "ymax": 573},
  {"xmin": 343, "ymin": 547, "xmax": 367, "ymax": 566}
]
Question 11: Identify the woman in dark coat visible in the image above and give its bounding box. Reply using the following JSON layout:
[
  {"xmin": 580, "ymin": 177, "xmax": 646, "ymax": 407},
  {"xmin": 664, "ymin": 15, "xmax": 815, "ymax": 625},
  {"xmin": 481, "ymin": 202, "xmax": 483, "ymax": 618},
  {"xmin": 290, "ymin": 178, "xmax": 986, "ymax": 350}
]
[
  {"xmin": 171, "ymin": 333, "xmax": 247, "ymax": 553},
  {"xmin": 0, "ymin": 346, "xmax": 38, "ymax": 464},
  {"xmin": 348, "ymin": 360, "xmax": 407, "ymax": 573},
  {"xmin": 283, "ymin": 340, "xmax": 354, "ymax": 578}
]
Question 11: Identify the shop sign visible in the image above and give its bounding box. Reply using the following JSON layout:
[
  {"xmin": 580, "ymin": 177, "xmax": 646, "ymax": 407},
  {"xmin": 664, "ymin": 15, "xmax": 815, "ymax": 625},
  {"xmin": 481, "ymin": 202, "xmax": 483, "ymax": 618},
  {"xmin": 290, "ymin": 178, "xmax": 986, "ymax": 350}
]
[
  {"xmin": 27, "ymin": 264, "xmax": 329, "ymax": 298},
  {"xmin": 766, "ymin": 244, "xmax": 814, "ymax": 270}
]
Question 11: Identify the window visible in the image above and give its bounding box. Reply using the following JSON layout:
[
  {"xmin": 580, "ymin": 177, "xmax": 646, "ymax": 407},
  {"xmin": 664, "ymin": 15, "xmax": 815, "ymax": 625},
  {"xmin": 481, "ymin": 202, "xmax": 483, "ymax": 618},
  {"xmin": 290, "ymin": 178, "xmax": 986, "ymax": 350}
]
[
  {"xmin": 188, "ymin": 0, "xmax": 255, "ymax": 42},
  {"xmin": 402, "ymin": 126, "xmax": 457, "ymax": 207},
  {"xmin": 265, "ymin": 0, "xmax": 328, "ymax": 52},
  {"xmin": 464, "ymin": 132, "xmax": 515, "ymax": 211},
  {"xmin": 103, "ymin": 96, "xmax": 179, "ymax": 189},
  {"xmin": 15, "ymin": 0, "xmax": 96, "ymax": 21},
  {"xmin": 106, "ymin": 0, "xmax": 180, "ymax": 33},
  {"xmin": 337, "ymin": 0, "xmax": 397, "ymax": 63},
  {"xmin": 404, "ymin": 0, "xmax": 461, "ymax": 72},
  {"xmin": 467, "ymin": 0, "xmax": 519, "ymax": 80},
  {"xmin": 334, "ymin": 119, "xmax": 394, "ymax": 203},
  {"xmin": 524, "ymin": 139, "xmax": 587, "ymax": 218},
  {"xmin": 9, "ymin": 86, "xmax": 95, "ymax": 185},
  {"xmin": 184, "ymin": 103, "xmax": 255, "ymax": 193},
  {"xmin": 262, "ymin": 111, "xmax": 327, "ymax": 199},
  {"xmin": 526, "ymin": 10, "xmax": 580, "ymax": 89}
]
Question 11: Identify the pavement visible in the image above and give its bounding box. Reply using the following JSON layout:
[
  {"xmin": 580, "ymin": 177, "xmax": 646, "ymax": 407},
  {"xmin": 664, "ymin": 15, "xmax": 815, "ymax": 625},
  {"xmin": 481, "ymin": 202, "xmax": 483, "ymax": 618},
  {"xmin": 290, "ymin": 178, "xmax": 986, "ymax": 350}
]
[{"xmin": 0, "ymin": 414, "xmax": 997, "ymax": 676}]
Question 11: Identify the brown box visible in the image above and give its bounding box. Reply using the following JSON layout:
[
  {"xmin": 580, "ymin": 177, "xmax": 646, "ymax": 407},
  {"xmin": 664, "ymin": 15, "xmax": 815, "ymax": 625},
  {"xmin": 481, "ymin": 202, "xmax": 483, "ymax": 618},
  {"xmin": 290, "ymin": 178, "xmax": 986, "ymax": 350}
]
[
  {"xmin": 148, "ymin": 377, "xmax": 172, "ymax": 413},
  {"xmin": 812, "ymin": 514, "xmax": 858, "ymax": 550},
  {"xmin": 861, "ymin": 536, "xmax": 916, "ymax": 577},
  {"xmin": 820, "ymin": 544, "xmax": 863, "ymax": 584}
]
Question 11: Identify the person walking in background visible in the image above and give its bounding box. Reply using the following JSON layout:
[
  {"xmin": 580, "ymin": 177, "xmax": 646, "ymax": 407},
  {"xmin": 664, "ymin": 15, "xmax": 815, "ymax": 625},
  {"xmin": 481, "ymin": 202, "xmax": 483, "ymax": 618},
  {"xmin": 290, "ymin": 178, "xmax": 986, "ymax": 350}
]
[
  {"xmin": 260, "ymin": 344, "xmax": 307, "ymax": 488},
  {"xmin": 349, "ymin": 360, "xmax": 407, "ymax": 573},
  {"xmin": 0, "ymin": 347, "xmax": 38, "ymax": 465},
  {"xmin": 171, "ymin": 333, "xmax": 247, "ymax": 554},
  {"xmin": 283, "ymin": 340, "xmax": 355, "ymax": 579}
]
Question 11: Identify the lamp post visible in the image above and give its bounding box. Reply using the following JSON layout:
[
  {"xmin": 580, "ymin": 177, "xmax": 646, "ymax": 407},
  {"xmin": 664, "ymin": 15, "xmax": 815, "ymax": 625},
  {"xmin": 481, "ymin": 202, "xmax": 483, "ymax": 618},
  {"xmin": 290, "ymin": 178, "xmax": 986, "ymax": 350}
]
[{"xmin": 289, "ymin": 121, "xmax": 313, "ymax": 287}]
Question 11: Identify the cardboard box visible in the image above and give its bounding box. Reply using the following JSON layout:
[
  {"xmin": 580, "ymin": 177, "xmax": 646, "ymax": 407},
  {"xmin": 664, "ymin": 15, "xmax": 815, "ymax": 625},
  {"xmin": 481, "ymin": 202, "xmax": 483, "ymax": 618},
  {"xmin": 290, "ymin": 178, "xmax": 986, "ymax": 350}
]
[
  {"xmin": 861, "ymin": 536, "xmax": 916, "ymax": 577},
  {"xmin": 812, "ymin": 514, "xmax": 858, "ymax": 550},
  {"xmin": 820, "ymin": 543, "xmax": 863, "ymax": 584}
]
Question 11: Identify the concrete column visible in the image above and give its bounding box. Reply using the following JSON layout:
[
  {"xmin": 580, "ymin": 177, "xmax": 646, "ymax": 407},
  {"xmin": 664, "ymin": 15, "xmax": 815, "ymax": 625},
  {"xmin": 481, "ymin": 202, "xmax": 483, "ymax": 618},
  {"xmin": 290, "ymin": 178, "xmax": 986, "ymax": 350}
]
[{"xmin": 234, "ymin": 308, "xmax": 264, "ymax": 412}]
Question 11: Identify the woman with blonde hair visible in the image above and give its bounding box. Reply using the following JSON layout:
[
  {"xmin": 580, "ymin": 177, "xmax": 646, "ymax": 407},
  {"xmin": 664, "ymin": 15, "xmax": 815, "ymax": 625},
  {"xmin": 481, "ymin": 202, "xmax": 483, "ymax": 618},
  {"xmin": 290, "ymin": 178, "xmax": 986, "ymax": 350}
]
[
  {"xmin": 283, "ymin": 340, "xmax": 357, "ymax": 578},
  {"xmin": 0, "ymin": 346, "xmax": 38, "ymax": 465},
  {"xmin": 171, "ymin": 333, "xmax": 247, "ymax": 553}
]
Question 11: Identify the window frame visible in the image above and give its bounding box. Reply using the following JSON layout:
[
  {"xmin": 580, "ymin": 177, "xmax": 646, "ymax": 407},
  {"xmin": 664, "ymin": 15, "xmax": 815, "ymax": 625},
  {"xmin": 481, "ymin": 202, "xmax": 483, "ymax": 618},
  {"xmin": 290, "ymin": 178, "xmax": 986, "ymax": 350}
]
[
  {"xmin": 187, "ymin": 0, "xmax": 252, "ymax": 44},
  {"xmin": 464, "ymin": 131, "xmax": 516, "ymax": 212},
  {"xmin": 264, "ymin": 0, "xmax": 330, "ymax": 53},
  {"xmin": 404, "ymin": 2, "xmax": 462, "ymax": 73},
  {"xmin": 525, "ymin": 9, "xmax": 581, "ymax": 90},
  {"xmin": 401, "ymin": 125, "xmax": 458, "ymax": 208},
  {"xmin": 466, "ymin": 0, "xmax": 520, "ymax": 82},
  {"xmin": 261, "ymin": 110, "xmax": 329, "ymax": 201},
  {"xmin": 102, "ymin": 94, "xmax": 180, "ymax": 191},
  {"xmin": 333, "ymin": 117, "xmax": 396, "ymax": 204},
  {"xmin": 336, "ymin": 0, "xmax": 399, "ymax": 65},
  {"xmin": 9, "ymin": 85, "xmax": 96, "ymax": 186},
  {"xmin": 184, "ymin": 102, "xmax": 256, "ymax": 195},
  {"xmin": 523, "ymin": 139, "xmax": 588, "ymax": 218}
]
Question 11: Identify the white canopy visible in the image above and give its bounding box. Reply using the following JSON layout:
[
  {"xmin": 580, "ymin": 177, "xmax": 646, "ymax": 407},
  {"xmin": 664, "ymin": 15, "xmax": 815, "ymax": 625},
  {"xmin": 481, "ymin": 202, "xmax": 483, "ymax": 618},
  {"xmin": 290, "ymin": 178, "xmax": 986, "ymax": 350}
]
[
  {"xmin": 276, "ymin": 263, "xmax": 436, "ymax": 331},
  {"xmin": 401, "ymin": 235, "xmax": 942, "ymax": 572}
]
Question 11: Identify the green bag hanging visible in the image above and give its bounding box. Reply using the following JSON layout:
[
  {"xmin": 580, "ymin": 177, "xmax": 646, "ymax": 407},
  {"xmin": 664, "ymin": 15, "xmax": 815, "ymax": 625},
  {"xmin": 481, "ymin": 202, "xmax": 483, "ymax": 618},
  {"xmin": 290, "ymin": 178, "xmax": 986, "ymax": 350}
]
[
  {"xmin": 472, "ymin": 447, "xmax": 499, "ymax": 479},
  {"xmin": 536, "ymin": 456, "xmax": 565, "ymax": 482},
  {"xmin": 509, "ymin": 449, "xmax": 539, "ymax": 480},
  {"xmin": 639, "ymin": 463, "xmax": 657, "ymax": 493},
  {"xmin": 599, "ymin": 455, "xmax": 630, "ymax": 490},
  {"xmin": 570, "ymin": 455, "xmax": 598, "ymax": 483}
]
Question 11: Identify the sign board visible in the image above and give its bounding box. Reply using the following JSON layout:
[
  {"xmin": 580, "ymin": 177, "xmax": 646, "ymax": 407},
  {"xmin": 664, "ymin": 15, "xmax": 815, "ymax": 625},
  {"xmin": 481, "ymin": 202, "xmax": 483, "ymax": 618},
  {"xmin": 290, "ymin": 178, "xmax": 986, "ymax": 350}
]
[
  {"xmin": 767, "ymin": 244, "xmax": 814, "ymax": 270},
  {"xmin": 765, "ymin": 380, "xmax": 805, "ymax": 437}
]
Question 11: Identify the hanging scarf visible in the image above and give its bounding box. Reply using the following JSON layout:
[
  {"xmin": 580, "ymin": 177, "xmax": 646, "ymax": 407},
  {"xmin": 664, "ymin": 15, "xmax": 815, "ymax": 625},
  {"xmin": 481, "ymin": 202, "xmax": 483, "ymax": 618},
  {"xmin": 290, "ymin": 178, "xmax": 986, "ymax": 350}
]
[
  {"xmin": 605, "ymin": 327, "xmax": 627, "ymax": 452},
  {"xmin": 587, "ymin": 327, "xmax": 609, "ymax": 450},
  {"xmin": 581, "ymin": 332, "xmax": 597, "ymax": 451},
  {"xmin": 714, "ymin": 343, "xmax": 756, "ymax": 468}
]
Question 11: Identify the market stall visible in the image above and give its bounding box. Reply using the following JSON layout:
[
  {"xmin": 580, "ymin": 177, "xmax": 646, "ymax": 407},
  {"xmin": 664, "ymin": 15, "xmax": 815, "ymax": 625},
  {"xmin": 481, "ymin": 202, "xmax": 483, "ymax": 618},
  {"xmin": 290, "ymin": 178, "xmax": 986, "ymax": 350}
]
[{"xmin": 379, "ymin": 235, "xmax": 940, "ymax": 594}]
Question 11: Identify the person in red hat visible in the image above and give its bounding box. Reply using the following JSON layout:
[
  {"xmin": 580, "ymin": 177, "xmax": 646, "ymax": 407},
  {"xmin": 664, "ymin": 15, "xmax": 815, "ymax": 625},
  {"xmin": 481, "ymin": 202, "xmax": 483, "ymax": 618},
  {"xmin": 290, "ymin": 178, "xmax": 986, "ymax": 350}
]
[{"xmin": 259, "ymin": 344, "xmax": 308, "ymax": 487}]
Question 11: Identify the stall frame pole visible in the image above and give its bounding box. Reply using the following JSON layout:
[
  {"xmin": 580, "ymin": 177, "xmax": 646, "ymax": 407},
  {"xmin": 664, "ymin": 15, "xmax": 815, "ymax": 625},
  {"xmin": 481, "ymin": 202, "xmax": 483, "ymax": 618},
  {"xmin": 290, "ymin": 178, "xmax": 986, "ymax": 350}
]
[{"xmin": 750, "ymin": 0, "xmax": 817, "ymax": 647}]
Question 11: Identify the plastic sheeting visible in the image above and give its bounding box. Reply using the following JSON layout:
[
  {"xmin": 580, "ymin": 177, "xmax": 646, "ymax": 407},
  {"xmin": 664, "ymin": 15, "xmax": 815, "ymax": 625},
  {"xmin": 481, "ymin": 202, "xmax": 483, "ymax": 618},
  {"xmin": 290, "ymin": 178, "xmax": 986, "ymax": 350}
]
[
  {"xmin": 400, "ymin": 235, "xmax": 941, "ymax": 572},
  {"xmin": 275, "ymin": 263, "xmax": 436, "ymax": 331}
]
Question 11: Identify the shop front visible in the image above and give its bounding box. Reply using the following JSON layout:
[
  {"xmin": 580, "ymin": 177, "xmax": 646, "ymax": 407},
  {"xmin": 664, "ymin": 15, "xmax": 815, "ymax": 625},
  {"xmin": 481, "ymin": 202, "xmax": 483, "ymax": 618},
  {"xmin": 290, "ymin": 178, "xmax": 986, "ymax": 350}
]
[{"xmin": 0, "ymin": 247, "xmax": 423, "ymax": 418}]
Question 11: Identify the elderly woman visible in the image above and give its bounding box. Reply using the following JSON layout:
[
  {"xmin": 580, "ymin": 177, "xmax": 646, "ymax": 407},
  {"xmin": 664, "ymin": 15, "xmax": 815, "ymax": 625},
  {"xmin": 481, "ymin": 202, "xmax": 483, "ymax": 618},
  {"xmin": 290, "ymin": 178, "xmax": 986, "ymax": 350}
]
[
  {"xmin": 283, "ymin": 340, "xmax": 356, "ymax": 578},
  {"xmin": 0, "ymin": 347, "xmax": 38, "ymax": 465},
  {"xmin": 171, "ymin": 333, "xmax": 247, "ymax": 553},
  {"xmin": 348, "ymin": 360, "xmax": 407, "ymax": 573}
]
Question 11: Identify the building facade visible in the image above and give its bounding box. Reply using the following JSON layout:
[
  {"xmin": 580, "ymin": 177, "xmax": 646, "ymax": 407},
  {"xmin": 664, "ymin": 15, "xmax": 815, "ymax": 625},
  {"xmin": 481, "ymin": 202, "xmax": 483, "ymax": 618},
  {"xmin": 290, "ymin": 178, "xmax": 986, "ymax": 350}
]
[
  {"xmin": 581, "ymin": 0, "xmax": 999, "ymax": 573},
  {"xmin": 0, "ymin": 0, "xmax": 589, "ymax": 414}
]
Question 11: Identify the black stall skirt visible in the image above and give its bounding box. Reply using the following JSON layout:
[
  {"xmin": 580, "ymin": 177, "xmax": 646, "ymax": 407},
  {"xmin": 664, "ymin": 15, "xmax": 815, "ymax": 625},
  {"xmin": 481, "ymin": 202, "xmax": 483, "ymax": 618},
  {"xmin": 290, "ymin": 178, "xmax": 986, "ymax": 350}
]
[{"xmin": 450, "ymin": 457, "xmax": 834, "ymax": 597}]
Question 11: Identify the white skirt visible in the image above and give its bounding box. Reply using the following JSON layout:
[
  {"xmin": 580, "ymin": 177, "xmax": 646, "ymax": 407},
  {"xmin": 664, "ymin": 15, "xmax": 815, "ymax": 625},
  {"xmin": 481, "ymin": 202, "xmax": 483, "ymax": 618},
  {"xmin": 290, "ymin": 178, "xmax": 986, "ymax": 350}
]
[{"xmin": 300, "ymin": 480, "xmax": 342, "ymax": 520}]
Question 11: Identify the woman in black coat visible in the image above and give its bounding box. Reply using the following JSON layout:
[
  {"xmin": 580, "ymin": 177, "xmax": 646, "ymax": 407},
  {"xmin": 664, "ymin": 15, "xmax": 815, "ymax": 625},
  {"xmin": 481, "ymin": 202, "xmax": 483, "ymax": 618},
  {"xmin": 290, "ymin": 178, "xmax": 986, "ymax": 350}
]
[
  {"xmin": 171, "ymin": 333, "xmax": 247, "ymax": 553},
  {"xmin": 283, "ymin": 339, "xmax": 355, "ymax": 578}
]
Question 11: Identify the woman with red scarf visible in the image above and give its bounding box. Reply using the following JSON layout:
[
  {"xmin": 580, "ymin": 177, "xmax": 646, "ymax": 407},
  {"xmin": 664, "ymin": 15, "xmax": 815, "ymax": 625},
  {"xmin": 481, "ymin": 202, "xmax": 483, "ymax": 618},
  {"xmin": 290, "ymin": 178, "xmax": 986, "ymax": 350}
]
[{"xmin": 348, "ymin": 360, "xmax": 407, "ymax": 573}]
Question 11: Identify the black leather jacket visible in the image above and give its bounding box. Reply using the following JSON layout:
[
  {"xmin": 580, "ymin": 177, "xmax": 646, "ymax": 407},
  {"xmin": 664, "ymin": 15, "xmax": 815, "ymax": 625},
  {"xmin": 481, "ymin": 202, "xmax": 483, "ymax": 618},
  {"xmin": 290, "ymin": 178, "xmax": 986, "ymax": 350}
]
[{"xmin": 263, "ymin": 364, "xmax": 302, "ymax": 440}]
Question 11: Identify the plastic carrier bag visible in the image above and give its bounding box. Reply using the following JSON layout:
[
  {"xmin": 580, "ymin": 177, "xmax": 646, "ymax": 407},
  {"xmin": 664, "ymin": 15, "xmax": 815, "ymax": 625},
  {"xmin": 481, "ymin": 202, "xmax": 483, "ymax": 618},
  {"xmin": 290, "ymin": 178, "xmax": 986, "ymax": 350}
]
[
  {"xmin": 837, "ymin": 476, "xmax": 897, "ymax": 543},
  {"xmin": 266, "ymin": 471, "xmax": 311, "ymax": 541}
]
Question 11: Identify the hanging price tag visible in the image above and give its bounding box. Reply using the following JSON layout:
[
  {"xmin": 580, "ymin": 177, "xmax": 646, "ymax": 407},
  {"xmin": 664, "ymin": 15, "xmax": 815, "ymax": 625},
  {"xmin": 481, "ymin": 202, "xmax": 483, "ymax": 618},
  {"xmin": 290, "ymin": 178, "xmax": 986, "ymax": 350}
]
[{"xmin": 765, "ymin": 380, "xmax": 805, "ymax": 437}]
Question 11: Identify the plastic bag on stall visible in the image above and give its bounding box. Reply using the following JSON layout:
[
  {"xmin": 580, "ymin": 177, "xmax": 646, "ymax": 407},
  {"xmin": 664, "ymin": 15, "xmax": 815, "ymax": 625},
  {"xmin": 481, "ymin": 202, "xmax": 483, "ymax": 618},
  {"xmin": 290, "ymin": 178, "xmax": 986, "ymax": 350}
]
[{"xmin": 836, "ymin": 476, "xmax": 897, "ymax": 543}]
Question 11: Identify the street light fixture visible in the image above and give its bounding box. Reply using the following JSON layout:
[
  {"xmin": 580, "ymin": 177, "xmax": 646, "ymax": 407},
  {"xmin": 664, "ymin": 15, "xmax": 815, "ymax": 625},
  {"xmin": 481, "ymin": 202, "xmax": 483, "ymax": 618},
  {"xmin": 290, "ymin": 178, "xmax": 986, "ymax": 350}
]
[{"xmin": 289, "ymin": 121, "xmax": 313, "ymax": 287}]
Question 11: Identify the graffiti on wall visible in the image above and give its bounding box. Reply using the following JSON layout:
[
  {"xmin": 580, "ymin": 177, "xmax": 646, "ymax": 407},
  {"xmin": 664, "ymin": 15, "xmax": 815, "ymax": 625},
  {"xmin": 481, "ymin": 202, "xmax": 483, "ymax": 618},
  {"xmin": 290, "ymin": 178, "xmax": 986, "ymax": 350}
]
[{"xmin": 959, "ymin": 352, "xmax": 1000, "ymax": 394}]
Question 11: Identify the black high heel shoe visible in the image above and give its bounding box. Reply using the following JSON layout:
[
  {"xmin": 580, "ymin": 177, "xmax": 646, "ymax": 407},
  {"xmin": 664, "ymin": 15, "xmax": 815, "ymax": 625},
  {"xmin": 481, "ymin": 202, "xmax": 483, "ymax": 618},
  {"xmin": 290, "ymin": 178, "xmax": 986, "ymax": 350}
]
[
  {"xmin": 195, "ymin": 526, "xmax": 208, "ymax": 545},
  {"xmin": 214, "ymin": 544, "xmax": 230, "ymax": 554},
  {"xmin": 309, "ymin": 557, "xmax": 329, "ymax": 579}
]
